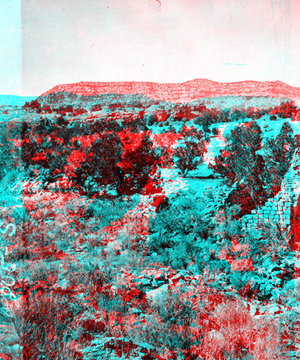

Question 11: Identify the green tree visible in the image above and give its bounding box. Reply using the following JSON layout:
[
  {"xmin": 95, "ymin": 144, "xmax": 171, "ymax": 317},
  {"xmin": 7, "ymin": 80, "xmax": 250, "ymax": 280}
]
[
  {"xmin": 210, "ymin": 121, "xmax": 267, "ymax": 206},
  {"xmin": 229, "ymin": 109, "xmax": 247, "ymax": 122},
  {"xmin": 216, "ymin": 108, "xmax": 230, "ymax": 123},
  {"xmin": 118, "ymin": 133, "xmax": 161, "ymax": 195},
  {"xmin": 194, "ymin": 113, "xmax": 212, "ymax": 137},
  {"xmin": 172, "ymin": 125, "xmax": 207, "ymax": 177},
  {"xmin": 212, "ymin": 127, "xmax": 219, "ymax": 136},
  {"xmin": 0, "ymin": 124, "xmax": 18, "ymax": 181},
  {"xmin": 264, "ymin": 121, "xmax": 295, "ymax": 197},
  {"xmin": 74, "ymin": 133, "xmax": 162, "ymax": 197},
  {"xmin": 32, "ymin": 136, "xmax": 71, "ymax": 188},
  {"xmin": 146, "ymin": 113, "xmax": 158, "ymax": 126},
  {"xmin": 210, "ymin": 120, "xmax": 296, "ymax": 210},
  {"xmin": 74, "ymin": 132, "xmax": 123, "ymax": 196}
]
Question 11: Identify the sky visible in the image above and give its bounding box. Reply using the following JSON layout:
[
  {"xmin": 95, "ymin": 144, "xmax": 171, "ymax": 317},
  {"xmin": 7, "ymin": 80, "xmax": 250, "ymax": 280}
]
[{"xmin": 1, "ymin": 0, "xmax": 300, "ymax": 96}]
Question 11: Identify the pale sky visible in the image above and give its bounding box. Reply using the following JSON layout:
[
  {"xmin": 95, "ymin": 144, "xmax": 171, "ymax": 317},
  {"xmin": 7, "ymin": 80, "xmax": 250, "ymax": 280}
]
[{"xmin": 1, "ymin": 0, "xmax": 300, "ymax": 96}]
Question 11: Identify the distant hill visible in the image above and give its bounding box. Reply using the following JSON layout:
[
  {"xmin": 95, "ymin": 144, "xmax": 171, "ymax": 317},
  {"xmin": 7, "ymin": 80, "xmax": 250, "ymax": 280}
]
[
  {"xmin": 40, "ymin": 79, "xmax": 300, "ymax": 104},
  {"xmin": 37, "ymin": 92, "xmax": 168, "ymax": 108},
  {"xmin": 0, "ymin": 95, "xmax": 36, "ymax": 106},
  {"xmin": 36, "ymin": 92, "xmax": 291, "ymax": 111},
  {"xmin": 188, "ymin": 95, "xmax": 292, "ymax": 110}
]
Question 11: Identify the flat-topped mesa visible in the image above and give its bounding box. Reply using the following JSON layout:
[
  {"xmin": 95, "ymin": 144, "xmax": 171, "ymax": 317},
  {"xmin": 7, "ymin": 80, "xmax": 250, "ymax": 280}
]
[{"xmin": 40, "ymin": 79, "xmax": 300, "ymax": 104}]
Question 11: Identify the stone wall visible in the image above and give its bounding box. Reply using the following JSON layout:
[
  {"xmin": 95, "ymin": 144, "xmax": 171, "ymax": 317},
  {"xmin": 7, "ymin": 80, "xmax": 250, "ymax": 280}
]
[{"xmin": 239, "ymin": 149, "xmax": 300, "ymax": 233}]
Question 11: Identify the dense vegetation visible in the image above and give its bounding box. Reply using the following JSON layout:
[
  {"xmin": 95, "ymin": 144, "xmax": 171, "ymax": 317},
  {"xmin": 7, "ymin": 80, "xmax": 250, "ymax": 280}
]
[
  {"xmin": 0, "ymin": 97, "xmax": 299, "ymax": 358},
  {"xmin": 210, "ymin": 120, "xmax": 296, "ymax": 217}
]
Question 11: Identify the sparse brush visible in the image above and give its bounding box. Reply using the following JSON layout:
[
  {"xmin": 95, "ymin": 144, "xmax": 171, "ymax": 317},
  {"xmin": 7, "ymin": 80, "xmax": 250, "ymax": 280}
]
[
  {"xmin": 199, "ymin": 300, "xmax": 280, "ymax": 360},
  {"xmin": 9, "ymin": 291, "xmax": 83, "ymax": 359}
]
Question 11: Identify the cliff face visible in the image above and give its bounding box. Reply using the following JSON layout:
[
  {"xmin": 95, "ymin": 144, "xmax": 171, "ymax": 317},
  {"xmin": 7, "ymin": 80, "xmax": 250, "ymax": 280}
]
[{"xmin": 40, "ymin": 79, "xmax": 300, "ymax": 103}]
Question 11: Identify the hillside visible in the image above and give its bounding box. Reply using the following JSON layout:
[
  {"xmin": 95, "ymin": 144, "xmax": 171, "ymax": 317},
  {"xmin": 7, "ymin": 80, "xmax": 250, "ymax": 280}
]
[
  {"xmin": 36, "ymin": 92, "xmax": 169, "ymax": 109},
  {"xmin": 41, "ymin": 79, "xmax": 300, "ymax": 103},
  {"xmin": 1, "ymin": 93, "xmax": 300, "ymax": 358},
  {"xmin": 35, "ymin": 92, "xmax": 291, "ymax": 112}
]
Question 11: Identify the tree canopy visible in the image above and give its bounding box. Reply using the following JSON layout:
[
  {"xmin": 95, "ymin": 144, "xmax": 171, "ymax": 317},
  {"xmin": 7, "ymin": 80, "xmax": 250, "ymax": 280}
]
[
  {"xmin": 210, "ymin": 121, "xmax": 295, "ymax": 213},
  {"xmin": 172, "ymin": 125, "xmax": 208, "ymax": 178}
]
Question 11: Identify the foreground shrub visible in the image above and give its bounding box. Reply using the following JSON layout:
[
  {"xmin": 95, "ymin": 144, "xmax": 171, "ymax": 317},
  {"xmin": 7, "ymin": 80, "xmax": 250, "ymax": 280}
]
[
  {"xmin": 10, "ymin": 291, "xmax": 83, "ymax": 359},
  {"xmin": 197, "ymin": 300, "xmax": 280, "ymax": 360},
  {"xmin": 172, "ymin": 125, "xmax": 208, "ymax": 177}
]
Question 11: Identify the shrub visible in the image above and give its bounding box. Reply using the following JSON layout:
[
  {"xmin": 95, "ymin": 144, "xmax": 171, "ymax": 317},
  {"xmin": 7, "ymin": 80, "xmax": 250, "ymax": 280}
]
[
  {"xmin": 74, "ymin": 132, "xmax": 123, "ymax": 196},
  {"xmin": 229, "ymin": 109, "xmax": 247, "ymax": 122},
  {"xmin": 210, "ymin": 121, "xmax": 295, "ymax": 212},
  {"xmin": 117, "ymin": 133, "xmax": 162, "ymax": 196},
  {"xmin": 90, "ymin": 104, "xmax": 102, "ymax": 112},
  {"xmin": 141, "ymin": 286, "xmax": 198, "ymax": 358},
  {"xmin": 212, "ymin": 127, "xmax": 219, "ymax": 136},
  {"xmin": 80, "ymin": 335, "xmax": 156, "ymax": 360},
  {"xmin": 172, "ymin": 125, "xmax": 208, "ymax": 177},
  {"xmin": 148, "ymin": 191, "xmax": 229, "ymax": 272},
  {"xmin": 84, "ymin": 195, "xmax": 140, "ymax": 227},
  {"xmin": 0, "ymin": 125, "xmax": 19, "ymax": 181},
  {"xmin": 147, "ymin": 114, "xmax": 158, "ymax": 126},
  {"xmin": 264, "ymin": 121, "xmax": 295, "ymax": 197},
  {"xmin": 168, "ymin": 124, "xmax": 177, "ymax": 134},
  {"xmin": 10, "ymin": 291, "xmax": 83, "ymax": 359},
  {"xmin": 22, "ymin": 135, "xmax": 71, "ymax": 188},
  {"xmin": 198, "ymin": 300, "xmax": 280, "ymax": 360}
]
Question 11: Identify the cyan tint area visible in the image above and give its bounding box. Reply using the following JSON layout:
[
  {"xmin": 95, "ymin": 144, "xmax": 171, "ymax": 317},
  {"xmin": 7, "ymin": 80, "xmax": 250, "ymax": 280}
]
[
  {"xmin": 0, "ymin": 91, "xmax": 298, "ymax": 359},
  {"xmin": 0, "ymin": 0, "xmax": 299, "ymax": 358}
]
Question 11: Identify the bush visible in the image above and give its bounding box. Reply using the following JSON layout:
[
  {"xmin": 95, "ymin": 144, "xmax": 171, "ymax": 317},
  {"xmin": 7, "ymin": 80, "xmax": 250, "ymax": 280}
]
[
  {"xmin": 141, "ymin": 286, "xmax": 197, "ymax": 357},
  {"xmin": 74, "ymin": 132, "xmax": 123, "ymax": 196},
  {"xmin": 168, "ymin": 124, "xmax": 177, "ymax": 134},
  {"xmin": 198, "ymin": 300, "xmax": 280, "ymax": 360},
  {"xmin": 80, "ymin": 335, "xmax": 156, "ymax": 360},
  {"xmin": 22, "ymin": 135, "xmax": 71, "ymax": 188},
  {"xmin": 264, "ymin": 121, "xmax": 295, "ymax": 197},
  {"xmin": 10, "ymin": 291, "xmax": 83, "ymax": 359},
  {"xmin": 212, "ymin": 127, "xmax": 219, "ymax": 136},
  {"xmin": 84, "ymin": 195, "xmax": 140, "ymax": 226},
  {"xmin": 148, "ymin": 191, "xmax": 229, "ymax": 272},
  {"xmin": 172, "ymin": 125, "xmax": 208, "ymax": 177},
  {"xmin": 146, "ymin": 114, "xmax": 158, "ymax": 126},
  {"xmin": 91, "ymin": 104, "xmax": 102, "ymax": 112},
  {"xmin": 211, "ymin": 121, "xmax": 295, "ymax": 212},
  {"xmin": 117, "ymin": 134, "xmax": 162, "ymax": 196},
  {"xmin": 0, "ymin": 125, "xmax": 19, "ymax": 181}
]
